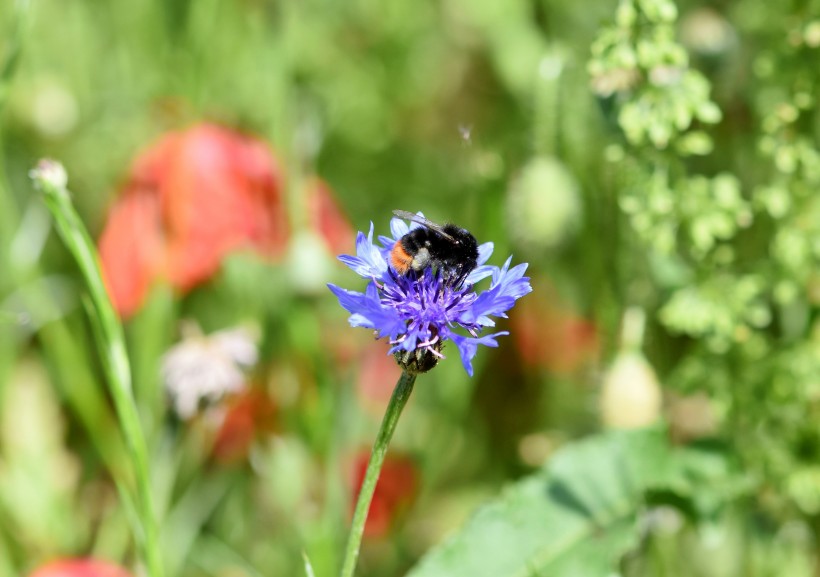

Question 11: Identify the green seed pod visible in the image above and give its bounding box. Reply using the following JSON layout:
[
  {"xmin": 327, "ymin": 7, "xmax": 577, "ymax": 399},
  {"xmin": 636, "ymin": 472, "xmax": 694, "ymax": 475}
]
[{"xmin": 506, "ymin": 157, "xmax": 581, "ymax": 254}]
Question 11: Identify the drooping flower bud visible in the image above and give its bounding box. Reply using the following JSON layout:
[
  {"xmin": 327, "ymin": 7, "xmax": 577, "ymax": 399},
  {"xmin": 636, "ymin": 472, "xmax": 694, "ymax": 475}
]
[{"xmin": 600, "ymin": 308, "xmax": 662, "ymax": 429}]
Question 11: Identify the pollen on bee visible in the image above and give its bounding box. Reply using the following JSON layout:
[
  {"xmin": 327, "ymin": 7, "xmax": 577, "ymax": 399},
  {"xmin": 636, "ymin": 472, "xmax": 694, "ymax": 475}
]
[{"xmin": 390, "ymin": 241, "xmax": 413, "ymax": 274}]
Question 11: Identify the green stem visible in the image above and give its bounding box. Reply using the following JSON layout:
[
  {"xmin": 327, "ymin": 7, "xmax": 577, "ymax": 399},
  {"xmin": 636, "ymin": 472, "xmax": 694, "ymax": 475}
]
[
  {"xmin": 31, "ymin": 161, "xmax": 163, "ymax": 577},
  {"xmin": 340, "ymin": 370, "xmax": 417, "ymax": 577},
  {"xmin": 0, "ymin": 0, "xmax": 30, "ymax": 111}
]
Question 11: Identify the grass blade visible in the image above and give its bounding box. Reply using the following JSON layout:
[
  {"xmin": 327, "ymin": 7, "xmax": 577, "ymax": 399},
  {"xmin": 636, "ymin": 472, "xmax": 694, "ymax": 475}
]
[{"xmin": 31, "ymin": 160, "xmax": 163, "ymax": 577}]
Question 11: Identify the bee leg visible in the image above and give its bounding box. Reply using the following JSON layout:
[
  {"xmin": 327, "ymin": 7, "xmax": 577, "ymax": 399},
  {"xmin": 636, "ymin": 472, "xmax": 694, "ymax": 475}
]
[{"xmin": 448, "ymin": 267, "xmax": 470, "ymax": 288}]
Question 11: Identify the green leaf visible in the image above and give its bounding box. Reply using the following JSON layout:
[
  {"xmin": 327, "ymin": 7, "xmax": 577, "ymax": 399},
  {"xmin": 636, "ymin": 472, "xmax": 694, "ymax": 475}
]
[{"xmin": 407, "ymin": 428, "xmax": 671, "ymax": 577}]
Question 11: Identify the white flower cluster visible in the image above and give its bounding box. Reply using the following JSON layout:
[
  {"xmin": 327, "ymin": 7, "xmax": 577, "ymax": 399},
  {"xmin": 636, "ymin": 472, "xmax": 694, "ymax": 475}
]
[{"xmin": 161, "ymin": 324, "xmax": 258, "ymax": 419}]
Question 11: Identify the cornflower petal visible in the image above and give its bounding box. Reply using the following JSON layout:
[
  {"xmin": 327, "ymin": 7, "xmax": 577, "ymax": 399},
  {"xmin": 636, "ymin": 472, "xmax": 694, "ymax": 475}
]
[
  {"xmin": 465, "ymin": 265, "xmax": 495, "ymax": 286},
  {"xmin": 462, "ymin": 258, "xmax": 533, "ymax": 326},
  {"xmin": 492, "ymin": 257, "xmax": 532, "ymax": 299},
  {"xmin": 462, "ymin": 242, "xmax": 496, "ymax": 285},
  {"xmin": 378, "ymin": 235, "xmax": 396, "ymax": 250},
  {"xmin": 390, "ymin": 216, "xmax": 411, "ymax": 240},
  {"xmin": 449, "ymin": 332, "xmax": 509, "ymax": 377},
  {"xmin": 477, "ymin": 242, "xmax": 494, "ymax": 266},
  {"xmin": 337, "ymin": 223, "xmax": 388, "ymax": 279},
  {"xmin": 328, "ymin": 283, "xmax": 404, "ymax": 337}
]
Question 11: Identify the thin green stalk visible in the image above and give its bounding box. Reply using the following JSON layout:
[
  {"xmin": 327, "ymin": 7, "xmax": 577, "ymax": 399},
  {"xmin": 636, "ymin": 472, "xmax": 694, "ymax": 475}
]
[
  {"xmin": 340, "ymin": 370, "xmax": 417, "ymax": 577},
  {"xmin": 31, "ymin": 161, "xmax": 163, "ymax": 577},
  {"xmin": 0, "ymin": 0, "xmax": 30, "ymax": 110}
]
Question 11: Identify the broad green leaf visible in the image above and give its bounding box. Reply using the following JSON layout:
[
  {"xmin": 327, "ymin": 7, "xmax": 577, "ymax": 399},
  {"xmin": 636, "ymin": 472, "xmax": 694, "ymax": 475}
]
[{"xmin": 407, "ymin": 428, "xmax": 671, "ymax": 577}]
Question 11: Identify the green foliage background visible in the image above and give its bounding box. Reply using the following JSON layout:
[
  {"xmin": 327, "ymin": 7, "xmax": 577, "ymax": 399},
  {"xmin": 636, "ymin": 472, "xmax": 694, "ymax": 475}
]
[{"xmin": 2, "ymin": 0, "xmax": 820, "ymax": 575}]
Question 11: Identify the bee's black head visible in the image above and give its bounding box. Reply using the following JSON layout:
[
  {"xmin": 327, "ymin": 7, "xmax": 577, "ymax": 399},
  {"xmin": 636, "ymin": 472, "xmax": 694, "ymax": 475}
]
[{"xmin": 441, "ymin": 224, "xmax": 479, "ymax": 282}]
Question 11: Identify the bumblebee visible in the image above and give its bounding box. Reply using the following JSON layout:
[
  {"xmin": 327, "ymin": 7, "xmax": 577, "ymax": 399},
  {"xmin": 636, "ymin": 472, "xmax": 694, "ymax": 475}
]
[{"xmin": 390, "ymin": 210, "xmax": 479, "ymax": 285}]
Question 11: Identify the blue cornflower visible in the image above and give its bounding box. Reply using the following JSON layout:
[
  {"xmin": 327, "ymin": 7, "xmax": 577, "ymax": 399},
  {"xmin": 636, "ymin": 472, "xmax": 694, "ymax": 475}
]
[{"xmin": 328, "ymin": 213, "xmax": 532, "ymax": 376}]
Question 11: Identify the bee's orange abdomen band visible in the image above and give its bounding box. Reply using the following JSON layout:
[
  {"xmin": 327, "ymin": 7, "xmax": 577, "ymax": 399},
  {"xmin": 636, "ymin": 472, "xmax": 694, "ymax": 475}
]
[{"xmin": 390, "ymin": 240, "xmax": 413, "ymax": 273}]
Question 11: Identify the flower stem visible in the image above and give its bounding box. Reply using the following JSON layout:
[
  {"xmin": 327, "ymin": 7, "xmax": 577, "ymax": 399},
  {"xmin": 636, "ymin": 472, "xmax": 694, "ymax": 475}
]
[
  {"xmin": 31, "ymin": 161, "xmax": 163, "ymax": 577},
  {"xmin": 0, "ymin": 0, "xmax": 30, "ymax": 110},
  {"xmin": 340, "ymin": 370, "xmax": 417, "ymax": 577}
]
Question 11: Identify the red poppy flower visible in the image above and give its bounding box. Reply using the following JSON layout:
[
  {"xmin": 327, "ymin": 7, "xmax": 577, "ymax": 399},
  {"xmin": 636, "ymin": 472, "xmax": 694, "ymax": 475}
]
[
  {"xmin": 28, "ymin": 559, "xmax": 132, "ymax": 577},
  {"xmin": 351, "ymin": 451, "xmax": 419, "ymax": 538},
  {"xmin": 99, "ymin": 123, "xmax": 288, "ymax": 317},
  {"xmin": 97, "ymin": 187, "xmax": 164, "ymax": 317}
]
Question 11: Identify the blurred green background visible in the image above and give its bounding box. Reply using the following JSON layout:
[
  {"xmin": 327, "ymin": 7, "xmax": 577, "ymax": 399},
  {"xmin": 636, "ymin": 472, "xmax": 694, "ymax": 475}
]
[{"xmin": 2, "ymin": 0, "xmax": 820, "ymax": 575}]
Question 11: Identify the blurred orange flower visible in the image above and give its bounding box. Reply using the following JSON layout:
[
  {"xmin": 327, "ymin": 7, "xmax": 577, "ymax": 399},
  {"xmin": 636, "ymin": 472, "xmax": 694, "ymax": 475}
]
[
  {"xmin": 99, "ymin": 123, "xmax": 288, "ymax": 317},
  {"xmin": 212, "ymin": 387, "xmax": 277, "ymax": 464},
  {"xmin": 512, "ymin": 286, "xmax": 599, "ymax": 374},
  {"xmin": 357, "ymin": 344, "xmax": 402, "ymax": 410},
  {"xmin": 28, "ymin": 559, "xmax": 132, "ymax": 577},
  {"xmin": 351, "ymin": 451, "xmax": 419, "ymax": 538},
  {"xmin": 305, "ymin": 177, "xmax": 354, "ymax": 256}
]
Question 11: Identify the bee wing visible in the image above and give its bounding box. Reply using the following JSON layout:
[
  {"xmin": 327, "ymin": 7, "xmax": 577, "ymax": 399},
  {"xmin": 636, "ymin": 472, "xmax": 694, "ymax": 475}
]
[{"xmin": 392, "ymin": 210, "xmax": 456, "ymax": 242}]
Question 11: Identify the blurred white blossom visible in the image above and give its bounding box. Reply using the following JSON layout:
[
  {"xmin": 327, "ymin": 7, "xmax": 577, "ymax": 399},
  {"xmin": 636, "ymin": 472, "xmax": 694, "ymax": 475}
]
[{"xmin": 161, "ymin": 324, "xmax": 259, "ymax": 419}]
